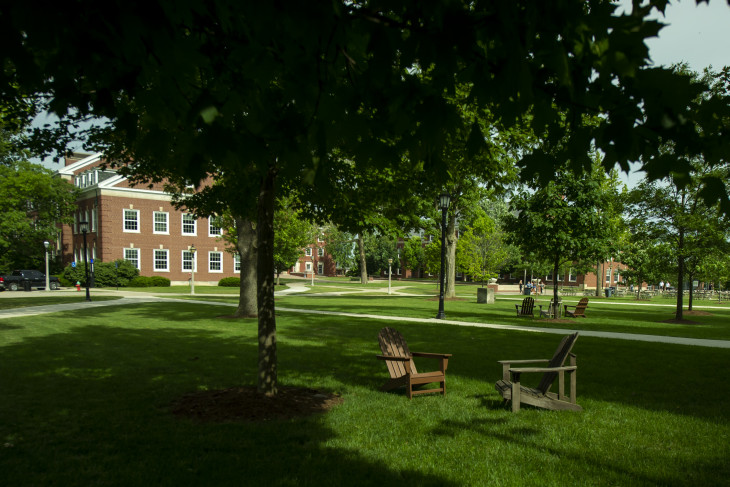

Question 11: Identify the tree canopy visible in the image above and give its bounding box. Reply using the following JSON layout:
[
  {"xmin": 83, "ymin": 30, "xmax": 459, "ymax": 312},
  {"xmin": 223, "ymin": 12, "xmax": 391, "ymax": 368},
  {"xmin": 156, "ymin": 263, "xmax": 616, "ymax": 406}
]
[{"xmin": 4, "ymin": 0, "xmax": 730, "ymax": 392}]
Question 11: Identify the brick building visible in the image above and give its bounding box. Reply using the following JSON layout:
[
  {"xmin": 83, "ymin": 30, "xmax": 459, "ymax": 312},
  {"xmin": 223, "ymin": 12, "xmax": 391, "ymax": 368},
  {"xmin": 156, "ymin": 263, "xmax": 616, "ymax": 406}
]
[{"xmin": 56, "ymin": 153, "xmax": 242, "ymax": 285}]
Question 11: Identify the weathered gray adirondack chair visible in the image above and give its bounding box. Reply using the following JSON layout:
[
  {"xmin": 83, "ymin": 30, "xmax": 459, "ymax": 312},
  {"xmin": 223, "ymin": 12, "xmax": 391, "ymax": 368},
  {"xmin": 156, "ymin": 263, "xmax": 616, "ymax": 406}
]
[
  {"xmin": 376, "ymin": 327, "xmax": 451, "ymax": 399},
  {"xmin": 494, "ymin": 332, "xmax": 581, "ymax": 412}
]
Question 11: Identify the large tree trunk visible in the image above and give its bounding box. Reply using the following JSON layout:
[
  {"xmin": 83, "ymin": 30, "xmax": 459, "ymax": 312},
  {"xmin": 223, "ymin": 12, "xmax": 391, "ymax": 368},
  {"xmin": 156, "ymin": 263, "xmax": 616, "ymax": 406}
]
[
  {"xmin": 257, "ymin": 166, "xmax": 277, "ymax": 396},
  {"xmin": 358, "ymin": 233, "xmax": 368, "ymax": 285},
  {"xmin": 676, "ymin": 229, "xmax": 685, "ymax": 321},
  {"xmin": 688, "ymin": 270, "xmax": 694, "ymax": 311},
  {"xmin": 444, "ymin": 212, "xmax": 457, "ymax": 298},
  {"xmin": 595, "ymin": 260, "xmax": 602, "ymax": 297},
  {"xmin": 234, "ymin": 215, "xmax": 257, "ymax": 318}
]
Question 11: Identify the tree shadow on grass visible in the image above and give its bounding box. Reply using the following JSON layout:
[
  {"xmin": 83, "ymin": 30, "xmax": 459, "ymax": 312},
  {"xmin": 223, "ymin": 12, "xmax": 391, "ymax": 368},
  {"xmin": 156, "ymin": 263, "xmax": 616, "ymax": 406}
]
[
  {"xmin": 0, "ymin": 322, "xmax": 456, "ymax": 487},
  {"xmin": 428, "ymin": 417, "xmax": 723, "ymax": 485}
]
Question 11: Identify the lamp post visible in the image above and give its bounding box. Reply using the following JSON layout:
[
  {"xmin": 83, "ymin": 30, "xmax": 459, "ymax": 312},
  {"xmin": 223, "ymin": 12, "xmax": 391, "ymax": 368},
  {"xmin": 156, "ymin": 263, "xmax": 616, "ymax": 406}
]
[
  {"xmin": 388, "ymin": 258, "xmax": 393, "ymax": 295},
  {"xmin": 43, "ymin": 241, "xmax": 50, "ymax": 292},
  {"xmin": 436, "ymin": 192, "xmax": 451, "ymax": 319},
  {"xmin": 79, "ymin": 221, "xmax": 91, "ymax": 302},
  {"xmin": 189, "ymin": 245, "xmax": 197, "ymax": 295}
]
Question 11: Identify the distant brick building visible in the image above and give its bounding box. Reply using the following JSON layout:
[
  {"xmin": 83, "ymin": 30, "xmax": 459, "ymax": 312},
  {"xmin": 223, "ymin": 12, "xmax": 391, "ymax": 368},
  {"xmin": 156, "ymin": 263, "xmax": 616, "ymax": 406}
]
[{"xmin": 55, "ymin": 153, "xmax": 242, "ymax": 285}]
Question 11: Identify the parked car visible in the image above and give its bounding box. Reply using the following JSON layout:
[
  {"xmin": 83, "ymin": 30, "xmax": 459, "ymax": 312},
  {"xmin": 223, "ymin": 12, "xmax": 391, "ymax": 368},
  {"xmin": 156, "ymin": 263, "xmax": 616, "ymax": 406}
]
[{"xmin": 0, "ymin": 270, "xmax": 61, "ymax": 291}]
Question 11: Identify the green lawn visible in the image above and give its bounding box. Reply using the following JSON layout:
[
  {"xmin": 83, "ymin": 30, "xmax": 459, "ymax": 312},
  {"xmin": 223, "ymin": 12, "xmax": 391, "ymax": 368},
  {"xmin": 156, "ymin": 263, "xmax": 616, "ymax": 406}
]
[{"xmin": 1, "ymin": 299, "xmax": 728, "ymax": 486}]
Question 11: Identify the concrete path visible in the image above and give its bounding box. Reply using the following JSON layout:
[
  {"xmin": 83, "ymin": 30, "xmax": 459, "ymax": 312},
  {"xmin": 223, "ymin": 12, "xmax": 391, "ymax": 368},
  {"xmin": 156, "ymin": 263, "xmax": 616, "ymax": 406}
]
[{"xmin": 1, "ymin": 291, "xmax": 729, "ymax": 349}]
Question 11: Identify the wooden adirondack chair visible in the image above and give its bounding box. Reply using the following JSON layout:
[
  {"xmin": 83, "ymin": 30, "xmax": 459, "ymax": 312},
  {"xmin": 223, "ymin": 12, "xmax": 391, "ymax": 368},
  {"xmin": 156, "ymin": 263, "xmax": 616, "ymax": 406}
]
[
  {"xmin": 564, "ymin": 297, "xmax": 589, "ymax": 317},
  {"xmin": 376, "ymin": 327, "xmax": 452, "ymax": 399},
  {"xmin": 494, "ymin": 332, "xmax": 581, "ymax": 412},
  {"xmin": 515, "ymin": 297, "xmax": 535, "ymax": 317},
  {"xmin": 540, "ymin": 298, "xmax": 562, "ymax": 318}
]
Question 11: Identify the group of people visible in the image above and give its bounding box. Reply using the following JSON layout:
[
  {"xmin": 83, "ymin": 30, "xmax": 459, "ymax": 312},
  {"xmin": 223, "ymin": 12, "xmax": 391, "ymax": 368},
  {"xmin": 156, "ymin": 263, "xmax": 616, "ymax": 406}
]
[
  {"xmin": 658, "ymin": 280, "xmax": 672, "ymax": 292},
  {"xmin": 518, "ymin": 279, "xmax": 545, "ymax": 295}
]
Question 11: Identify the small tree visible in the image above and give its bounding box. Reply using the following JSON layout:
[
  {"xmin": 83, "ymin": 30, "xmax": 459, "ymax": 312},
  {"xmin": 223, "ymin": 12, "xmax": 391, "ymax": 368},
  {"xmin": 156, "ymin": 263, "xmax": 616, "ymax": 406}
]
[
  {"xmin": 402, "ymin": 235, "xmax": 425, "ymax": 278},
  {"xmin": 323, "ymin": 224, "xmax": 355, "ymax": 275},
  {"xmin": 456, "ymin": 214, "xmax": 510, "ymax": 287}
]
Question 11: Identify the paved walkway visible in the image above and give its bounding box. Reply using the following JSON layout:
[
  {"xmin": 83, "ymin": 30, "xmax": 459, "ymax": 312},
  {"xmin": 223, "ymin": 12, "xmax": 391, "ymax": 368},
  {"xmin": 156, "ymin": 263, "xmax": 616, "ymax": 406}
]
[{"xmin": 1, "ymin": 289, "xmax": 729, "ymax": 349}]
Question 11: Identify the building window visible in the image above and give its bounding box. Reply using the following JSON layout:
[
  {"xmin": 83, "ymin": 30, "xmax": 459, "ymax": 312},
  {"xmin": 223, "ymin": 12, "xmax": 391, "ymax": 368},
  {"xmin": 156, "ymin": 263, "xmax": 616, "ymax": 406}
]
[
  {"xmin": 209, "ymin": 251, "xmax": 223, "ymax": 272},
  {"xmin": 182, "ymin": 213, "xmax": 196, "ymax": 236},
  {"xmin": 569, "ymin": 268, "xmax": 577, "ymax": 282},
  {"xmin": 305, "ymin": 248, "xmax": 312, "ymax": 257},
  {"xmin": 182, "ymin": 251, "xmax": 196, "ymax": 272},
  {"xmin": 154, "ymin": 249, "xmax": 169, "ymax": 272},
  {"xmin": 546, "ymin": 272, "xmax": 553, "ymax": 281},
  {"xmin": 209, "ymin": 217, "xmax": 222, "ymax": 237},
  {"xmin": 606, "ymin": 267, "xmax": 612, "ymax": 284},
  {"xmin": 91, "ymin": 208, "xmax": 97, "ymax": 232},
  {"xmin": 234, "ymin": 254, "xmax": 241, "ymax": 272},
  {"xmin": 124, "ymin": 248, "xmax": 140, "ymax": 270},
  {"xmin": 153, "ymin": 211, "xmax": 169, "ymax": 234},
  {"xmin": 317, "ymin": 247, "xmax": 324, "ymax": 257},
  {"xmin": 124, "ymin": 209, "xmax": 140, "ymax": 232},
  {"xmin": 305, "ymin": 262, "xmax": 312, "ymax": 272},
  {"xmin": 317, "ymin": 262, "xmax": 324, "ymax": 275},
  {"xmin": 557, "ymin": 273, "xmax": 564, "ymax": 282}
]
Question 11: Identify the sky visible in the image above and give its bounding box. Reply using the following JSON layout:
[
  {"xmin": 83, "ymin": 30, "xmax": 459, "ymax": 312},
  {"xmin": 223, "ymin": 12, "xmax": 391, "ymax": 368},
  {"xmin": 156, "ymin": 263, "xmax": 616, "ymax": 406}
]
[
  {"xmin": 36, "ymin": 1, "xmax": 730, "ymax": 175},
  {"xmin": 616, "ymin": 0, "xmax": 730, "ymax": 186}
]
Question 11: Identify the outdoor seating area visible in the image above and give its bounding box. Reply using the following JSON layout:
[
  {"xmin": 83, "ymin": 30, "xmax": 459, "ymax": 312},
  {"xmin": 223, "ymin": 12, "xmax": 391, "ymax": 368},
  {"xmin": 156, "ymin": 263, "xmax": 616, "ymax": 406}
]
[{"xmin": 2, "ymin": 283, "xmax": 729, "ymax": 486}]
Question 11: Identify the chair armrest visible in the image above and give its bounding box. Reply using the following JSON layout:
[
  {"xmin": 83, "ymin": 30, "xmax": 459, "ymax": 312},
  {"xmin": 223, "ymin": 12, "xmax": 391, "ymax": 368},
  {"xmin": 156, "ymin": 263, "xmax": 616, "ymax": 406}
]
[
  {"xmin": 498, "ymin": 359, "xmax": 549, "ymax": 380},
  {"xmin": 498, "ymin": 359, "xmax": 549, "ymax": 365},
  {"xmin": 509, "ymin": 366, "xmax": 577, "ymax": 374},
  {"xmin": 412, "ymin": 352, "xmax": 452, "ymax": 359},
  {"xmin": 375, "ymin": 354, "xmax": 411, "ymax": 362}
]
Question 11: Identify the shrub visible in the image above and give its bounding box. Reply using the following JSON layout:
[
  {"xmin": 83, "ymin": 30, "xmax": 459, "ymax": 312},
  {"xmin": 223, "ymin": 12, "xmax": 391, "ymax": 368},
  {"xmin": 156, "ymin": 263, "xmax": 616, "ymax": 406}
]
[
  {"xmin": 150, "ymin": 276, "xmax": 171, "ymax": 287},
  {"xmin": 129, "ymin": 276, "xmax": 153, "ymax": 287},
  {"xmin": 218, "ymin": 277, "xmax": 240, "ymax": 287},
  {"xmin": 61, "ymin": 260, "xmax": 140, "ymax": 287}
]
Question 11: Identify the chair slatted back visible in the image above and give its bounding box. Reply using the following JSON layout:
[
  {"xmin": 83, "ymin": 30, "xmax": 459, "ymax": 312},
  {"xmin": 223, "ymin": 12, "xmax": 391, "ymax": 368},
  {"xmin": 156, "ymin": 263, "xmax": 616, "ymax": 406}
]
[
  {"xmin": 519, "ymin": 297, "xmax": 535, "ymax": 315},
  {"xmin": 378, "ymin": 327, "xmax": 417, "ymax": 378},
  {"xmin": 575, "ymin": 298, "xmax": 589, "ymax": 315},
  {"xmin": 537, "ymin": 332, "xmax": 579, "ymax": 394}
]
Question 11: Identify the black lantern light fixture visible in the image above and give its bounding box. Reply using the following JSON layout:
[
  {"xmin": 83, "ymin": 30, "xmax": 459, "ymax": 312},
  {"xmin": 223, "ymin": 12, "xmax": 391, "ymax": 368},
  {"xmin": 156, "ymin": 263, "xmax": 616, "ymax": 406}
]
[{"xmin": 436, "ymin": 192, "xmax": 451, "ymax": 319}]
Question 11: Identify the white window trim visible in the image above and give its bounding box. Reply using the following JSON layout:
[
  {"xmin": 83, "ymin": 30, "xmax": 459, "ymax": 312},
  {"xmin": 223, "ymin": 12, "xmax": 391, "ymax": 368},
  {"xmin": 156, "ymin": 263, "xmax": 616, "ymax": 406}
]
[
  {"xmin": 317, "ymin": 262, "xmax": 324, "ymax": 275},
  {"xmin": 208, "ymin": 217, "xmax": 222, "ymax": 237},
  {"xmin": 124, "ymin": 248, "xmax": 140, "ymax": 270},
  {"xmin": 305, "ymin": 248, "xmax": 312, "ymax": 257},
  {"xmin": 182, "ymin": 250, "xmax": 197, "ymax": 272},
  {"xmin": 123, "ymin": 209, "xmax": 141, "ymax": 233},
  {"xmin": 209, "ymin": 251, "xmax": 223, "ymax": 273},
  {"xmin": 182, "ymin": 213, "xmax": 197, "ymax": 236},
  {"xmin": 317, "ymin": 247, "xmax": 324, "ymax": 256},
  {"xmin": 154, "ymin": 249, "xmax": 170, "ymax": 272},
  {"xmin": 234, "ymin": 254, "xmax": 241, "ymax": 273},
  {"xmin": 305, "ymin": 262, "xmax": 313, "ymax": 272},
  {"xmin": 153, "ymin": 211, "xmax": 170, "ymax": 235}
]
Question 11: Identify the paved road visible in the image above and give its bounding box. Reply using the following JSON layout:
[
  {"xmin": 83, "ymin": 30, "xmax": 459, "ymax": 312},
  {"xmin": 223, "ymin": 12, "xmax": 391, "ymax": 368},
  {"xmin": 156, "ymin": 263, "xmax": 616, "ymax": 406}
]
[{"xmin": 1, "ymin": 288, "xmax": 729, "ymax": 349}]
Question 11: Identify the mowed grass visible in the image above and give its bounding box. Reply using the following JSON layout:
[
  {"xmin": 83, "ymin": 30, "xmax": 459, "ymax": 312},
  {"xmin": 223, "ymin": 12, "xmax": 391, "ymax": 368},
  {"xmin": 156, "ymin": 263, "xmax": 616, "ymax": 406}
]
[
  {"xmin": 0, "ymin": 295, "xmax": 121, "ymax": 310},
  {"xmin": 1, "ymin": 300, "xmax": 728, "ymax": 486}
]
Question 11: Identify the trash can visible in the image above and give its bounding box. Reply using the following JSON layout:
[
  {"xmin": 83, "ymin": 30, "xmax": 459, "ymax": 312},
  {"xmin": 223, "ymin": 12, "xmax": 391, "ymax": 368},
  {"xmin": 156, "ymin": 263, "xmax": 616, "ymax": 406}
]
[
  {"xmin": 604, "ymin": 287, "xmax": 615, "ymax": 298},
  {"xmin": 524, "ymin": 285, "xmax": 532, "ymax": 296},
  {"xmin": 23, "ymin": 279, "xmax": 31, "ymax": 292}
]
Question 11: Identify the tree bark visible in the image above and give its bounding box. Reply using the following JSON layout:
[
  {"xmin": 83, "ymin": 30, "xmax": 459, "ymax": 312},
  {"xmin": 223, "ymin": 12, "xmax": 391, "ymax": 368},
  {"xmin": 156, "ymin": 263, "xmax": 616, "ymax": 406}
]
[
  {"xmin": 676, "ymin": 228, "xmax": 685, "ymax": 321},
  {"xmin": 257, "ymin": 166, "xmax": 278, "ymax": 396},
  {"xmin": 688, "ymin": 270, "xmax": 694, "ymax": 311},
  {"xmin": 595, "ymin": 260, "xmax": 602, "ymax": 297},
  {"xmin": 358, "ymin": 233, "xmax": 368, "ymax": 285},
  {"xmin": 444, "ymin": 212, "xmax": 457, "ymax": 298},
  {"xmin": 233, "ymin": 215, "xmax": 257, "ymax": 318}
]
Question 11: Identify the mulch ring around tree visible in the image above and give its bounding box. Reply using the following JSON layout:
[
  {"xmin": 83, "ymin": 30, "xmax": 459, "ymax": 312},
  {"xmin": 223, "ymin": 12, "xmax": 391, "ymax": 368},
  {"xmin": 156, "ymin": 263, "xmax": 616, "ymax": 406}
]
[
  {"xmin": 170, "ymin": 386, "xmax": 344, "ymax": 423},
  {"xmin": 661, "ymin": 309, "xmax": 713, "ymax": 325}
]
